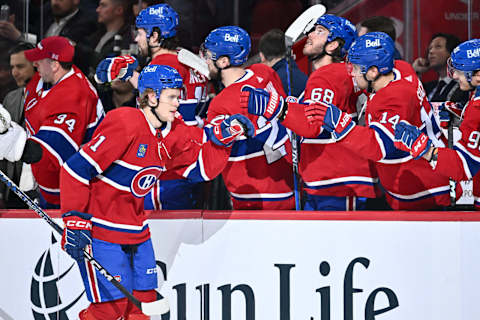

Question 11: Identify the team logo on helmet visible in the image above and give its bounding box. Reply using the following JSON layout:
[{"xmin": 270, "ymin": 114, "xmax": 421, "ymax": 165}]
[{"xmin": 131, "ymin": 166, "xmax": 164, "ymax": 198}]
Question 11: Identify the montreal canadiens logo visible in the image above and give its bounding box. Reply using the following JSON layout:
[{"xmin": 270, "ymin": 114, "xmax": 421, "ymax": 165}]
[{"xmin": 131, "ymin": 166, "xmax": 164, "ymax": 198}]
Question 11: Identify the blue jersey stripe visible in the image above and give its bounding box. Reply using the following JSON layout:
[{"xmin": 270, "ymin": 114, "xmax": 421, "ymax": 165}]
[
  {"xmin": 35, "ymin": 128, "xmax": 78, "ymax": 163},
  {"xmin": 230, "ymin": 125, "xmax": 289, "ymax": 157},
  {"xmin": 370, "ymin": 123, "xmax": 410, "ymax": 160},
  {"xmin": 67, "ymin": 152, "xmax": 101, "ymax": 182}
]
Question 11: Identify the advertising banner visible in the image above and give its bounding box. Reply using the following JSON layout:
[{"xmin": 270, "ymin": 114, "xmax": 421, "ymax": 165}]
[{"xmin": 1, "ymin": 211, "xmax": 480, "ymax": 319}]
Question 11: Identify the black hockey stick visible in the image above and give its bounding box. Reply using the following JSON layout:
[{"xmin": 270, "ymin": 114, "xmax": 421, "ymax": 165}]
[
  {"xmin": 0, "ymin": 170, "xmax": 170, "ymax": 317},
  {"xmin": 447, "ymin": 120, "xmax": 456, "ymax": 207}
]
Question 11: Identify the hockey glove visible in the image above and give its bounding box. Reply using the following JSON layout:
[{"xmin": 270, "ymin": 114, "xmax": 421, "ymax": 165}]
[
  {"xmin": 94, "ymin": 55, "xmax": 138, "ymax": 84},
  {"xmin": 0, "ymin": 122, "xmax": 27, "ymax": 162},
  {"xmin": 206, "ymin": 114, "xmax": 256, "ymax": 147},
  {"xmin": 240, "ymin": 85, "xmax": 285, "ymax": 121},
  {"xmin": 438, "ymin": 101, "xmax": 464, "ymax": 128},
  {"xmin": 394, "ymin": 120, "xmax": 432, "ymax": 159},
  {"xmin": 0, "ymin": 103, "xmax": 11, "ymax": 133},
  {"xmin": 61, "ymin": 211, "xmax": 93, "ymax": 261},
  {"xmin": 305, "ymin": 101, "xmax": 355, "ymax": 141}
]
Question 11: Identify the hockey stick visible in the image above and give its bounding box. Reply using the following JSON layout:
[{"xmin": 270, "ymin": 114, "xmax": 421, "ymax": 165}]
[
  {"xmin": 284, "ymin": 4, "xmax": 326, "ymax": 210},
  {"xmin": 177, "ymin": 48, "xmax": 210, "ymax": 79},
  {"xmin": 0, "ymin": 170, "xmax": 170, "ymax": 317},
  {"xmin": 447, "ymin": 120, "xmax": 456, "ymax": 207},
  {"xmin": 285, "ymin": 4, "xmax": 326, "ymax": 47}
]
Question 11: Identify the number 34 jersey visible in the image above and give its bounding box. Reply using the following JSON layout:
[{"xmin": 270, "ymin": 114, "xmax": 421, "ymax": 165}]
[{"xmin": 24, "ymin": 66, "xmax": 104, "ymax": 207}]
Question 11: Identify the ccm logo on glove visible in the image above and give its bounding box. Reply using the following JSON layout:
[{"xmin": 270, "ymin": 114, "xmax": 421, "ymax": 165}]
[
  {"xmin": 339, "ymin": 113, "xmax": 352, "ymax": 129},
  {"xmin": 413, "ymin": 135, "xmax": 427, "ymax": 154},
  {"xmin": 65, "ymin": 220, "xmax": 92, "ymax": 229}
]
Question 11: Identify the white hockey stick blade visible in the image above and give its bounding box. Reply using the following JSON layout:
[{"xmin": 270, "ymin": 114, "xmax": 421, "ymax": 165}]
[
  {"xmin": 178, "ymin": 49, "xmax": 210, "ymax": 79},
  {"xmin": 285, "ymin": 4, "xmax": 327, "ymax": 47},
  {"xmin": 141, "ymin": 294, "xmax": 170, "ymax": 316}
]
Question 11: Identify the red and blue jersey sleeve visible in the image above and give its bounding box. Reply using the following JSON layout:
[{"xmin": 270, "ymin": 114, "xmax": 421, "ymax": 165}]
[
  {"xmin": 162, "ymin": 117, "xmax": 230, "ymax": 182},
  {"xmin": 61, "ymin": 109, "xmax": 132, "ymax": 213}
]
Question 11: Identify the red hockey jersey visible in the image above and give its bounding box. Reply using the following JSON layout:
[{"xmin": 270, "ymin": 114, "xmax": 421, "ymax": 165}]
[
  {"xmin": 340, "ymin": 73, "xmax": 459, "ymax": 209},
  {"xmin": 61, "ymin": 108, "xmax": 231, "ymax": 244},
  {"xmin": 436, "ymin": 93, "xmax": 480, "ymax": 182},
  {"xmin": 24, "ymin": 66, "xmax": 104, "ymax": 206},
  {"xmin": 151, "ymin": 53, "xmax": 210, "ymax": 126},
  {"xmin": 207, "ymin": 63, "xmax": 294, "ymax": 209},
  {"xmin": 282, "ymin": 62, "xmax": 381, "ymax": 198}
]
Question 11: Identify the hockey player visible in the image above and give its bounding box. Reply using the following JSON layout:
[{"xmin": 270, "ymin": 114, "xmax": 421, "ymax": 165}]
[
  {"xmin": 60, "ymin": 64, "xmax": 254, "ymax": 319},
  {"xmin": 303, "ymin": 32, "xmax": 458, "ymax": 210},
  {"xmin": 0, "ymin": 36, "xmax": 104, "ymax": 208},
  {"xmin": 241, "ymin": 15, "xmax": 383, "ymax": 210},
  {"xmin": 393, "ymin": 39, "xmax": 480, "ymax": 207},
  {"xmin": 95, "ymin": 3, "xmax": 210, "ymax": 210},
  {"xmin": 201, "ymin": 25, "xmax": 294, "ymax": 209}
]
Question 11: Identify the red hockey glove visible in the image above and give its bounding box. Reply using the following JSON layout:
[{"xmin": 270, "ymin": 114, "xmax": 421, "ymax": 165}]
[
  {"xmin": 95, "ymin": 55, "xmax": 138, "ymax": 84},
  {"xmin": 206, "ymin": 114, "xmax": 256, "ymax": 147},
  {"xmin": 305, "ymin": 101, "xmax": 355, "ymax": 141}
]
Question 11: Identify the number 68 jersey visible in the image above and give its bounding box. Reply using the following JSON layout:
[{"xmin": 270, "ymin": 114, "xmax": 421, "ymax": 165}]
[{"xmin": 24, "ymin": 66, "xmax": 104, "ymax": 207}]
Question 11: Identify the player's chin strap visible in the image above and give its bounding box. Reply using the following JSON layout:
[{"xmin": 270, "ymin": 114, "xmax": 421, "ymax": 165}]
[
  {"xmin": 364, "ymin": 73, "xmax": 381, "ymax": 94},
  {"xmin": 148, "ymin": 97, "xmax": 164, "ymax": 125}
]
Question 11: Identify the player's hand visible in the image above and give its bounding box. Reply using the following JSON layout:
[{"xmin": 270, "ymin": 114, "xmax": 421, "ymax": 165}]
[
  {"xmin": 240, "ymin": 85, "xmax": 285, "ymax": 121},
  {"xmin": 394, "ymin": 120, "xmax": 432, "ymax": 159},
  {"xmin": 305, "ymin": 101, "xmax": 355, "ymax": 141},
  {"xmin": 206, "ymin": 114, "xmax": 256, "ymax": 147},
  {"xmin": 0, "ymin": 103, "xmax": 11, "ymax": 133},
  {"xmin": 412, "ymin": 57, "xmax": 429, "ymax": 74},
  {"xmin": 94, "ymin": 55, "xmax": 138, "ymax": 84},
  {"xmin": 61, "ymin": 211, "xmax": 93, "ymax": 261}
]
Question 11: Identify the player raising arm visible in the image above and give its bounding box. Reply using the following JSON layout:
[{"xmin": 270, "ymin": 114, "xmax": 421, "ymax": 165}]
[
  {"xmin": 393, "ymin": 39, "xmax": 480, "ymax": 197},
  {"xmin": 59, "ymin": 64, "xmax": 253, "ymax": 319},
  {"xmin": 305, "ymin": 32, "xmax": 458, "ymax": 210}
]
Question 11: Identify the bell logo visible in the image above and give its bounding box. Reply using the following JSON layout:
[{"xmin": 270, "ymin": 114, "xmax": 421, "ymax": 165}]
[
  {"xmin": 365, "ymin": 39, "xmax": 380, "ymax": 48},
  {"xmin": 144, "ymin": 65, "xmax": 158, "ymax": 73},
  {"xmin": 467, "ymin": 48, "xmax": 480, "ymax": 58},
  {"xmin": 149, "ymin": 7, "xmax": 163, "ymax": 16},
  {"xmin": 224, "ymin": 33, "xmax": 239, "ymax": 43}
]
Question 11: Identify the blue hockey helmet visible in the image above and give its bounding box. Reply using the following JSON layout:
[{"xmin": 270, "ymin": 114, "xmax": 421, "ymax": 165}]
[
  {"xmin": 202, "ymin": 26, "xmax": 251, "ymax": 66},
  {"xmin": 136, "ymin": 4, "xmax": 178, "ymax": 38},
  {"xmin": 448, "ymin": 39, "xmax": 480, "ymax": 82},
  {"xmin": 138, "ymin": 65, "xmax": 183, "ymax": 99},
  {"xmin": 347, "ymin": 32, "xmax": 395, "ymax": 74},
  {"xmin": 315, "ymin": 14, "xmax": 357, "ymax": 58}
]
